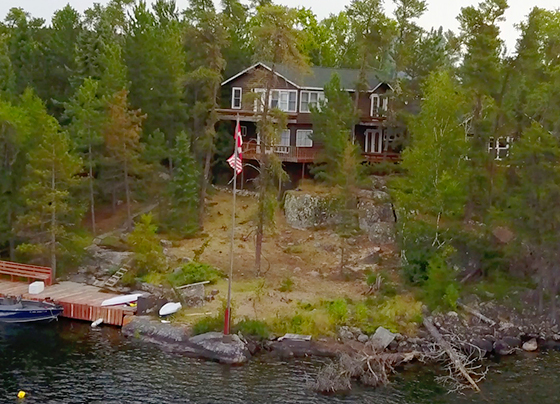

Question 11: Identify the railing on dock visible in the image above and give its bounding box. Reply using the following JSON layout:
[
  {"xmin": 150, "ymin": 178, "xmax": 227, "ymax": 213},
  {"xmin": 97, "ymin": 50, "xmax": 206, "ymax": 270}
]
[{"xmin": 0, "ymin": 260, "xmax": 53, "ymax": 285}]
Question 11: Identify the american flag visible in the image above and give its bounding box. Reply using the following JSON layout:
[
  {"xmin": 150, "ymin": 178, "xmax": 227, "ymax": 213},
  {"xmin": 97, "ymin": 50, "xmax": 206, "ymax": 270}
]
[{"xmin": 227, "ymin": 122, "xmax": 243, "ymax": 175}]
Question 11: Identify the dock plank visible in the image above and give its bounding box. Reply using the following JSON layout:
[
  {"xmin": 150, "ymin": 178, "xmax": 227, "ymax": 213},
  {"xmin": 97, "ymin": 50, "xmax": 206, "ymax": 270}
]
[{"xmin": 0, "ymin": 280, "xmax": 136, "ymax": 326}]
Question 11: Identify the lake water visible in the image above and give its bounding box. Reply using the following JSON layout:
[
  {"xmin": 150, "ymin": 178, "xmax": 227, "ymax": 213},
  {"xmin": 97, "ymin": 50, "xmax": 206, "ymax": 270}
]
[{"xmin": 1, "ymin": 320, "xmax": 560, "ymax": 403}]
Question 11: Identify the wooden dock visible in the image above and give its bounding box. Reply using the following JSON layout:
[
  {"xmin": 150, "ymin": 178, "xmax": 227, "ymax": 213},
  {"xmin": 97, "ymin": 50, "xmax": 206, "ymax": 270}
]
[{"xmin": 0, "ymin": 279, "xmax": 136, "ymax": 326}]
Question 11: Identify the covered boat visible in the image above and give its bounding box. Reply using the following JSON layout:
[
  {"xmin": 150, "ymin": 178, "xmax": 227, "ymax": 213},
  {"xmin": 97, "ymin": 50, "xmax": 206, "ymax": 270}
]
[{"xmin": 0, "ymin": 296, "xmax": 63, "ymax": 323}]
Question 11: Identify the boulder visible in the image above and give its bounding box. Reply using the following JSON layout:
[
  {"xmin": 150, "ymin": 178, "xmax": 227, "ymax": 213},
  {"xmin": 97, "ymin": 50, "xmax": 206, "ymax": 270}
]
[
  {"xmin": 189, "ymin": 332, "xmax": 251, "ymax": 364},
  {"xmin": 357, "ymin": 334, "xmax": 369, "ymax": 343},
  {"xmin": 369, "ymin": 326, "xmax": 397, "ymax": 351},
  {"xmin": 493, "ymin": 340, "xmax": 516, "ymax": 356},
  {"xmin": 522, "ymin": 338, "xmax": 538, "ymax": 352}
]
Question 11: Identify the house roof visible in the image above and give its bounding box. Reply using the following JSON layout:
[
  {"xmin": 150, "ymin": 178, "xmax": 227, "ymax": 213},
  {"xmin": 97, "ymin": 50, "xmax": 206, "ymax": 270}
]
[{"xmin": 221, "ymin": 62, "xmax": 391, "ymax": 92}]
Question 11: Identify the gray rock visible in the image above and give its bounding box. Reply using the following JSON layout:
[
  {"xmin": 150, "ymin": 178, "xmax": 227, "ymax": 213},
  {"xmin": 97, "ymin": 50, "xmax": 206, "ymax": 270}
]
[
  {"xmin": 337, "ymin": 326, "xmax": 355, "ymax": 341},
  {"xmin": 493, "ymin": 340, "xmax": 516, "ymax": 356},
  {"xmin": 357, "ymin": 334, "xmax": 369, "ymax": 343},
  {"xmin": 189, "ymin": 332, "xmax": 251, "ymax": 364},
  {"xmin": 370, "ymin": 326, "xmax": 396, "ymax": 351}
]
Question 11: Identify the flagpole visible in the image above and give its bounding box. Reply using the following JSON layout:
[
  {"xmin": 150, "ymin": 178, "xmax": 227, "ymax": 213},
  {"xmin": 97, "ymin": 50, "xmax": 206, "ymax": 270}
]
[{"xmin": 224, "ymin": 115, "xmax": 239, "ymax": 335}]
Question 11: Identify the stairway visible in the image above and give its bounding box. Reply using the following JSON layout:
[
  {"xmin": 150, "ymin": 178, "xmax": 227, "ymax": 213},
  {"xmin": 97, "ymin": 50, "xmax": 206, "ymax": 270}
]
[{"xmin": 95, "ymin": 267, "xmax": 129, "ymax": 288}]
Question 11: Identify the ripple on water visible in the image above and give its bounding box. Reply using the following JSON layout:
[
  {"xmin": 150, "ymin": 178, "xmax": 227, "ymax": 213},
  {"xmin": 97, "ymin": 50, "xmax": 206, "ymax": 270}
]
[{"xmin": 2, "ymin": 321, "xmax": 560, "ymax": 403}]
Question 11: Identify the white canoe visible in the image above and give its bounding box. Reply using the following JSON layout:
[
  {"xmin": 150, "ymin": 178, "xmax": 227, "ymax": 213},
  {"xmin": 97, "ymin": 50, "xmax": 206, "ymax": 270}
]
[
  {"xmin": 101, "ymin": 293, "xmax": 144, "ymax": 307},
  {"xmin": 159, "ymin": 302, "xmax": 182, "ymax": 317}
]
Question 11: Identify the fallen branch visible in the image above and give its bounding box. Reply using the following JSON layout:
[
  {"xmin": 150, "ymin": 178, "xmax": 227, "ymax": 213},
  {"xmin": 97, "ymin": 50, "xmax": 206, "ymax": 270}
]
[
  {"xmin": 423, "ymin": 317, "xmax": 481, "ymax": 392},
  {"xmin": 457, "ymin": 301, "xmax": 497, "ymax": 327}
]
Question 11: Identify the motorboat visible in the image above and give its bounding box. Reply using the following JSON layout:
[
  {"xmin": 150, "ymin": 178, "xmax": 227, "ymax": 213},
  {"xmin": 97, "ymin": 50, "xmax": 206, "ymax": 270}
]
[{"xmin": 0, "ymin": 296, "xmax": 63, "ymax": 323}]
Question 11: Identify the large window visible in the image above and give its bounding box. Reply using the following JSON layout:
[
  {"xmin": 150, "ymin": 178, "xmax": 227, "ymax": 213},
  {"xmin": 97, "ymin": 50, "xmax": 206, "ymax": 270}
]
[
  {"xmin": 370, "ymin": 94, "xmax": 388, "ymax": 116},
  {"xmin": 274, "ymin": 129, "xmax": 291, "ymax": 154},
  {"xmin": 232, "ymin": 87, "xmax": 242, "ymax": 109},
  {"xmin": 300, "ymin": 91, "xmax": 325, "ymax": 113},
  {"xmin": 488, "ymin": 137, "xmax": 512, "ymax": 160},
  {"xmin": 253, "ymin": 89, "xmax": 298, "ymax": 113},
  {"xmin": 296, "ymin": 130, "xmax": 313, "ymax": 147},
  {"xmin": 271, "ymin": 90, "xmax": 297, "ymax": 112}
]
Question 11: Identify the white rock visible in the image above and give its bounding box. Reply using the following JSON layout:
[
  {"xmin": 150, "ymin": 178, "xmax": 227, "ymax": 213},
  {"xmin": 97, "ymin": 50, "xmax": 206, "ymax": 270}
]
[
  {"xmin": 522, "ymin": 338, "xmax": 538, "ymax": 352},
  {"xmin": 370, "ymin": 326, "xmax": 396, "ymax": 351}
]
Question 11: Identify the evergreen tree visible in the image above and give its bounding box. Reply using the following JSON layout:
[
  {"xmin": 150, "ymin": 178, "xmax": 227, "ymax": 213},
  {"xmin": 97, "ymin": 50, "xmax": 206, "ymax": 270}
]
[
  {"xmin": 15, "ymin": 91, "xmax": 84, "ymax": 278},
  {"xmin": 250, "ymin": 4, "xmax": 309, "ymax": 274},
  {"xmin": 311, "ymin": 73, "xmax": 359, "ymax": 185},
  {"xmin": 64, "ymin": 78, "xmax": 104, "ymax": 235},
  {"xmin": 503, "ymin": 122, "xmax": 560, "ymax": 317},
  {"xmin": 163, "ymin": 132, "xmax": 200, "ymax": 236},
  {"xmin": 0, "ymin": 99, "xmax": 29, "ymax": 259},
  {"xmin": 102, "ymin": 89, "xmax": 146, "ymax": 228}
]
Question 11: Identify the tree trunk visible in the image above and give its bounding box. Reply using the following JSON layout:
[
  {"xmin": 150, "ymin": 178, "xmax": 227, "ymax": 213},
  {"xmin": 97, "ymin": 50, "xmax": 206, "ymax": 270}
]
[
  {"xmin": 88, "ymin": 144, "xmax": 96, "ymax": 235},
  {"xmin": 198, "ymin": 149, "xmax": 212, "ymax": 230},
  {"xmin": 7, "ymin": 204, "xmax": 14, "ymax": 261},
  {"xmin": 123, "ymin": 150, "xmax": 132, "ymax": 230}
]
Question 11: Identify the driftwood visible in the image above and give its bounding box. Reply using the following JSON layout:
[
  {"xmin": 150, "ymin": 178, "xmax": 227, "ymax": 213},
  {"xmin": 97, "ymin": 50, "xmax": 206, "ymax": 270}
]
[
  {"xmin": 423, "ymin": 317, "xmax": 481, "ymax": 392},
  {"xmin": 457, "ymin": 301, "xmax": 497, "ymax": 327}
]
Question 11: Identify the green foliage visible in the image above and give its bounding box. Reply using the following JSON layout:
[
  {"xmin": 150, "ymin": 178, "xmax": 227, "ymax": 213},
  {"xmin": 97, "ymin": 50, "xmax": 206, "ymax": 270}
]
[
  {"xmin": 162, "ymin": 132, "xmax": 200, "ymax": 236},
  {"xmin": 191, "ymin": 314, "xmax": 224, "ymax": 335},
  {"xmin": 278, "ymin": 277, "xmax": 294, "ymax": 292},
  {"xmin": 233, "ymin": 319, "xmax": 271, "ymax": 339},
  {"xmin": 352, "ymin": 295, "xmax": 423, "ymax": 334},
  {"xmin": 311, "ymin": 73, "xmax": 359, "ymax": 186},
  {"xmin": 422, "ymin": 250, "xmax": 460, "ymax": 311},
  {"xmin": 324, "ymin": 299, "xmax": 349, "ymax": 325},
  {"xmin": 127, "ymin": 213, "xmax": 167, "ymax": 278},
  {"xmin": 167, "ymin": 261, "xmax": 222, "ymax": 287}
]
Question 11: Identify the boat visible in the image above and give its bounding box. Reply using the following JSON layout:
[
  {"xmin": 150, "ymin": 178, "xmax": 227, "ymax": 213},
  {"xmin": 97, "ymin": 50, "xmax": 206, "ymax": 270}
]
[
  {"xmin": 101, "ymin": 293, "xmax": 144, "ymax": 307},
  {"xmin": 0, "ymin": 297, "xmax": 63, "ymax": 323},
  {"xmin": 159, "ymin": 302, "xmax": 182, "ymax": 317}
]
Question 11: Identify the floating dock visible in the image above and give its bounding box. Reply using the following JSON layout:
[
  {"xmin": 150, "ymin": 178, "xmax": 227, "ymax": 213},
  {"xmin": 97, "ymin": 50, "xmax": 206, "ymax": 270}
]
[{"xmin": 0, "ymin": 279, "xmax": 135, "ymax": 326}]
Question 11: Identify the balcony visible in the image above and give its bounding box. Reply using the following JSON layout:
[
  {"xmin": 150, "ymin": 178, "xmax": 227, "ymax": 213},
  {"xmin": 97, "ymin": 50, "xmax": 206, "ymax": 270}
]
[{"xmin": 242, "ymin": 141, "xmax": 400, "ymax": 164}]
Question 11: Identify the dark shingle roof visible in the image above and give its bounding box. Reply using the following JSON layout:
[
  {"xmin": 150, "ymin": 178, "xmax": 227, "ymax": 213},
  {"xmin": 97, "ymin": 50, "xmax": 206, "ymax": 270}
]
[
  {"xmin": 274, "ymin": 64, "xmax": 383, "ymax": 91},
  {"xmin": 222, "ymin": 62, "xmax": 388, "ymax": 92}
]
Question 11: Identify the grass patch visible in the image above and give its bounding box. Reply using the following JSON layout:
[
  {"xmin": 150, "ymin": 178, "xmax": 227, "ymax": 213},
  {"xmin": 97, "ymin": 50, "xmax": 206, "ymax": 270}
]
[
  {"xmin": 191, "ymin": 315, "xmax": 224, "ymax": 335},
  {"xmin": 168, "ymin": 261, "xmax": 223, "ymax": 287},
  {"xmin": 234, "ymin": 319, "xmax": 271, "ymax": 339},
  {"xmin": 283, "ymin": 244, "xmax": 304, "ymax": 254}
]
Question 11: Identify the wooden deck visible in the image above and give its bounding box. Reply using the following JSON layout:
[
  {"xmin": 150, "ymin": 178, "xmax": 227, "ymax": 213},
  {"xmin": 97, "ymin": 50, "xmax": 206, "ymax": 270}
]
[{"xmin": 0, "ymin": 280, "xmax": 135, "ymax": 326}]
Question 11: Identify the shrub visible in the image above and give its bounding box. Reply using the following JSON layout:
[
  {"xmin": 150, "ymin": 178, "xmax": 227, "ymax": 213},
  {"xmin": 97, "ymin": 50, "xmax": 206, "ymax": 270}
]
[
  {"xmin": 168, "ymin": 261, "xmax": 222, "ymax": 287},
  {"xmin": 357, "ymin": 294, "xmax": 423, "ymax": 335},
  {"xmin": 423, "ymin": 251, "xmax": 460, "ymax": 311},
  {"xmin": 278, "ymin": 277, "xmax": 294, "ymax": 292},
  {"xmin": 234, "ymin": 319, "xmax": 270, "ymax": 339},
  {"xmin": 127, "ymin": 214, "xmax": 167, "ymax": 278},
  {"xmin": 324, "ymin": 299, "xmax": 348, "ymax": 325},
  {"xmin": 191, "ymin": 315, "xmax": 224, "ymax": 335}
]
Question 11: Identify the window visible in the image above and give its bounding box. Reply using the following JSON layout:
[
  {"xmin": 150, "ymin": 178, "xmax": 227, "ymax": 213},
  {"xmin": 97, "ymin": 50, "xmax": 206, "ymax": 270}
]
[
  {"xmin": 240, "ymin": 126, "xmax": 247, "ymax": 137},
  {"xmin": 370, "ymin": 94, "xmax": 388, "ymax": 116},
  {"xmin": 296, "ymin": 130, "xmax": 313, "ymax": 147},
  {"xmin": 253, "ymin": 88, "xmax": 265, "ymax": 112},
  {"xmin": 271, "ymin": 90, "xmax": 297, "ymax": 112},
  {"xmin": 300, "ymin": 91, "xmax": 325, "ymax": 113},
  {"xmin": 274, "ymin": 129, "xmax": 291, "ymax": 154},
  {"xmin": 488, "ymin": 137, "xmax": 512, "ymax": 160},
  {"xmin": 232, "ymin": 87, "xmax": 242, "ymax": 109}
]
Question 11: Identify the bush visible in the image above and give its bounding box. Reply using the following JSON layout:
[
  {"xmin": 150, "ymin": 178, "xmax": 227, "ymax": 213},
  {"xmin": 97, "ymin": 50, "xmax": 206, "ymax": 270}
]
[
  {"xmin": 234, "ymin": 319, "xmax": 270, "ymax": 339},
  {"xmin": 324, "ymin": 299, "xmax": 348, "ymax": 325},
  {"xmin": 278, "ymin": 277, "xmax": 294, "ymax": 292},
  {"xmin": 423, "ymin": 251, "xmax": 460, "ymax": 311},
  {"xmin": 168, "ymin": 261, "xmax": 222, "ymax": 287},
  {"xmin": 127, "ymin": 214, "xmax": 167, "ymax": 278},
  {"xmin": 353, "ymin": 295, "xmax": 423, "ymax": 335},
  {"xmin": 191, "ymin": 315, "xmax": 224, "ymax": 335}
]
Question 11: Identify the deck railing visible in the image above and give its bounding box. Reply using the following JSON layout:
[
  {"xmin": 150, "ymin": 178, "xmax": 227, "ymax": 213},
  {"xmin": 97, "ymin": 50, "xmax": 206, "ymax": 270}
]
[
  {"xmin": 0, "ymin": 260, "xmax": 53, "ymax": 285},
  {"xmin": 243, "ymin": 141, "xmax": 400, "ymax": 164}
]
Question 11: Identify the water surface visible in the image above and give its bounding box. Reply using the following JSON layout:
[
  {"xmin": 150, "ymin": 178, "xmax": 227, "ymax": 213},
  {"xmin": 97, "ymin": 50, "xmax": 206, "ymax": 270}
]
[{"xmin": 0, "ymin": 321, "xmax": 559, "ymax": 403}]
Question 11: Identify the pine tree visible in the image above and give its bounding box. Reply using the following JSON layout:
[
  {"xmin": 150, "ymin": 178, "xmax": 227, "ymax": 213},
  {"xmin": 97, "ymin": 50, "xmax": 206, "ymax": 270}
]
[
  {"xmin": 311, "ymin": 73, "xmax": 360, "ymax": 185},
  {"xmin": 0, "ymin": 98, "xmax": 29, "ymax": 259},
  {"xmin": 250, "ymin": 4, "xmax": 309, "ymax": 275},
  {"xmin": 503, "ymin": 122, "xmax": 560, "ymax": 318},
  {"xmin": 15, "ymin": 91, "xmax": 84, "ymax": 278},
  {"xmin": 64, "ymin": 78, "xmax": 104, "ymax": 234},
  {"xmin": 102, "ymin": 89, "xmax": 146, "ymax": 228},
  {"xmin": 163, "ymin": 132, "xmax": 200, "ymax": 236}
]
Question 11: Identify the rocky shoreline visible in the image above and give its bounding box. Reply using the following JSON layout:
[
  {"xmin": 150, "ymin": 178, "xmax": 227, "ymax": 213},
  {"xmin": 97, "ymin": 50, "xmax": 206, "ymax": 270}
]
[{"xmin": 122, "ymin": 299, "xmax": 560, "ymax": 370}]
